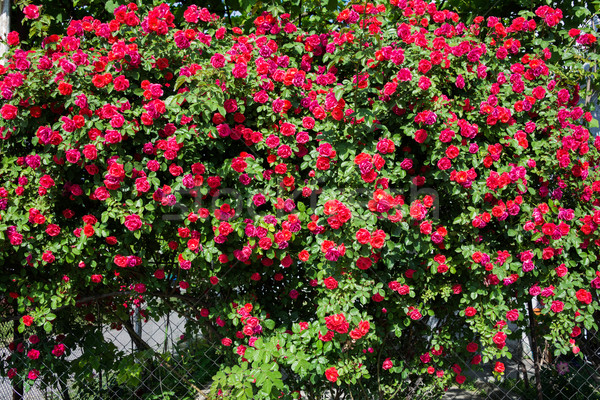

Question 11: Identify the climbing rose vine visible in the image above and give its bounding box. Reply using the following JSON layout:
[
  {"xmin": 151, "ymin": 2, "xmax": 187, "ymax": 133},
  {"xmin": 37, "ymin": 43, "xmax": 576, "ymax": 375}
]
[{"xmin": 1, "ymin": 1, "xmax": 599, "ymax": 398}]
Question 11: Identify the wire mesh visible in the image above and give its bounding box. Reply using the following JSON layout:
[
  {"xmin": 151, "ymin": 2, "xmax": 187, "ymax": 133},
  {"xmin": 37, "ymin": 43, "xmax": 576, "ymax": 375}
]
[
  {"xmin": 2, "ymin": 305, "xmax": 600, "ymax": 400},
  {"xmin": 0, "ymin": 303, "xmax": 221, "ymax": 400},
  {"xmin": 442, "ymin": 327, "xmax": 600, "ymax": 400}
]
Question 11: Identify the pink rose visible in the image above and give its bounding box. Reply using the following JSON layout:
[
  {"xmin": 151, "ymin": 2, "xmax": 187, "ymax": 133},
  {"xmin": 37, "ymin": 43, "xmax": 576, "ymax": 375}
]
[
  {"xmin": 211, "ymin": 53, "xmax": 226, "ymax": 69},
  {"xmin": 397, "ymin": 68, "xmax": 412, "ymax": 81},
  {"xmin": 124, "ymin": 214, "xmax": 142, "ymax": 231},
  {"xmin": 113, "ymin": 75, "xmax": 130, "ymax": 91},
  {"xmin": 94, "ymin": 186, "xmax": 110, "ymax": 201},
  {"xmin": 65, "ymin": 149, "xmax": 81, "ymax": 164},
  {"xmin": 302, "ymin": 117, "xmax": 315, "ymax": 129},
  {"xmin": 52, "ymin": 344, "xmax": 66, "ymax": 357},
  {"xmin": 382, "ymin": 358, "xmax": 393, "ymax": 370},
  {"xmin": 232, "ymin": 63, "xmax": 247, "ymax": 79},
  {"xmin": 23, "ymin": 5, "xmax": 40, "ymax": 19},
  {"xmin": 253, "ymin": 90, "xmax": 269, "ymax": 104},
  {"xmin": 28, "ymin": 369, "xmax": 40, "ymax": 380},
  {"xmin": 506, "ymin": 309, "xmax": 519, "ymax": 321},
  {"xmin": 437, "ymin": 157, "xmax": 451, "ymax": 170},
  {"xmin": 277, "ymin": 145, "xmax": 292, "ymax": 158},
  {"xmin": 27, "ymin": 349, "xmax": 40, "ymax": 360}
]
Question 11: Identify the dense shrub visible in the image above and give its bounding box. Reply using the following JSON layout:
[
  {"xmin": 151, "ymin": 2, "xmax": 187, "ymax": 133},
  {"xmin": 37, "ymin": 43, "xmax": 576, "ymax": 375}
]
[{"xmin": 1, "ymin": 1, "xmax": 599, "ymax": 398}]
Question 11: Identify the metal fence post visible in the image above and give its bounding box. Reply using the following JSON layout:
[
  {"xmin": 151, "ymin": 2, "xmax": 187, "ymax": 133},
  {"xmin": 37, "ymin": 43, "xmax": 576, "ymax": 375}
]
[
  {"xmin": 11, "ymin": 314, "xmax": 23, "ymax": 400},
  {"xmin": 527, "ymin": 300, "xmax": 543, "ymax": 400}
]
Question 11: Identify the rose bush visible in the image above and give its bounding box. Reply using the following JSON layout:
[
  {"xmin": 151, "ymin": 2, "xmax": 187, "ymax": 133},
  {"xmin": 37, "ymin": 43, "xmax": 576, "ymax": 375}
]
[{"xmin": 1, "ymin": 0, "xmax": 599, "ymax": 398}]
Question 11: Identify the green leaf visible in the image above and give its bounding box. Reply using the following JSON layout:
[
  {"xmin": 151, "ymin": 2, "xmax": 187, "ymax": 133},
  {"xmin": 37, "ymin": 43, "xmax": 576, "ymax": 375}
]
[
  {"xmin": 263, "ymin": 378, "xmax": 272, "ymax": 395},
  {"xmin": 105, "ymin": 0, "xmax": 118, "ymax": 14},
  {"xmin": 264, "ymin": 319, "xmax": 275, "ymax": 330}
]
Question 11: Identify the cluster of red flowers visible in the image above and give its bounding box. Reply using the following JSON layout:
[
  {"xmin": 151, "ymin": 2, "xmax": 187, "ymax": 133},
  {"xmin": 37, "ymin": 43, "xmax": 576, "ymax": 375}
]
[
  {"xmin": 323, "ymin": 200, "xmax": 351, "ymax": 229},
  {"xmin": 1, "ymin": 0, "xmax": 599, "ymax": 391}
]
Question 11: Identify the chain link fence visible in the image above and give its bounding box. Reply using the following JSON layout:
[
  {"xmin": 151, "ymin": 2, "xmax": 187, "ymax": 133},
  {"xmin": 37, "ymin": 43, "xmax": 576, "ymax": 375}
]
[
  {"xmin": 0, "ymin": 301, "xmax": 222, "ymax": 400},
  {"xmin": 443, "ymin": 325, "xmax": 600, "ymax": 400},
  {"xmin": 2, "ymin": 304, "xmax": 600, "ymax": 400}
]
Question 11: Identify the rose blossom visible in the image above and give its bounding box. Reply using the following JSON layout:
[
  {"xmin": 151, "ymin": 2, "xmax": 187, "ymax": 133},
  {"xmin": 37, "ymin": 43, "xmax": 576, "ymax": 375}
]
[
  {"xmin": 124, "ymin": 214, "xmax": 142, "ymax": 231},
  {"xmin": 23, "ymin": 5, "xmax": 40, "ymax": 19}
]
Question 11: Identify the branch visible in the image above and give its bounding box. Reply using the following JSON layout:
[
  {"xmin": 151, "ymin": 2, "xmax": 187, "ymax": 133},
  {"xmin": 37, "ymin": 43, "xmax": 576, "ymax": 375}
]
[{"xmin": 376, "ymin": 332, "xmax": 387, "ymax": 400}]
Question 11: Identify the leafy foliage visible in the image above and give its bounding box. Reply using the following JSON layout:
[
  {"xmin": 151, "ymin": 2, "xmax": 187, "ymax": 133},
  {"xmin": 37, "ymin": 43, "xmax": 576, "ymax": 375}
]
[{"xmin": 1, "ymin": 1, "xmax": 600, "ymax": 399}]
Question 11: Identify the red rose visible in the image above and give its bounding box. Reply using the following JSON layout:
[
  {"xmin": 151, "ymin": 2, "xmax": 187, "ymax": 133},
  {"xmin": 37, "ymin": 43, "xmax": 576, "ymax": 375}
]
[
  {"xmin": 464, "ymin": 307, "xmax": 477, "ymax": 317},
  {"xmin": 258, "ymin": 237, "xmax": 272, "ymax": 250},
  {"xmin": 418, "ymin": 59, "xmax": 432, "ymax": 74},
  {"xmin": 7, "ymin": 31, "xmax": 19, "ymax": 46},
  {"xmin": 83, "ymin": 225, "xmax": 95, "ymax": 237},
  {"xmin": 355, "ymin": 228, "xmax": 371, "ymax": 244},
  {"xmin": 253, "ymin": 90, "xmax": 269, "ymax": 104},
  {"xmin": 555, "ymin": 264, "xmax": 568, "ymax": 277},
  {"xmin": 325, "ymin": 367, "xmax": 339, "ymax": 382},
  {"xmin": 494, "ymin": 361, "xmax": 505, "ymax": 374},
  {"xmin": 46, "ymin": 224, "xmax": 61, "ymax": 237},
  {"xmin": 91, "ymin": 274, "xmax": 103, "ymax": 283},
  {"xmin": 65, "ymin": 149, "xmax": 80, "ymax": 164},
  {"xmin": 298, "ymin": 250, "xmax": 310, "ymax": 262},
  {"xmin": 419, "ymin": 221, "xmax": 432, "ymax": 234},
  {"xmin": 492, "ymin": 332, "xmax": 507, "ymax": 347},
  {"xmin": 323, "ymin": 276, "xmax": 338, "ymax": 290},
  {"xmin": 316, "ymin": 157, "xmax": 330, "ymax": 170},
  {"xmin": 551, "ymin": 300, "xmax": 564, "ymax": 313},
  {"xmin": 576, "ymin": 289, "xmax": 592, "ymax": 304},
  {"xmin": 42, "ymin": 251, "xmax": 55, "ymax": 263},
  {"xmin": 370, "ymin": 230, "xmax": 386, "ymax": 249},
  {"xmin": 466, "ymin": 342, "xmax": 478, "ymax": 353},
  {"xmin": 356, "ymin": 257, "xmax": 372, "ymax": 270},
  {"xmin": 408, "ymin": 307, "xmax": 422, "ymax": 320},
  {"xmin": 114, "ymin": 255, "xmax": 128, "ymax": 268},
  {"xmin": 94, "ymin": 186, "xmax": 110, "ymax": 201},
  {"xmin": 82, "ymin": 145, "xmax": 97, "ymax": 160},
  {"xmin": 22, "ymin": 315, "xmax": 34, "ymax": 326},
  {"xmin": 114, "ymin": 75, "xmax": 130, "ymax": 91},
  {"xmin": 52, "ymin": 344, "xmax": 66, "ymax": 357},
  {"xmin": 312, "ymin": 106, "xmax": 326, "ymax": 120},
  {"xmin": 1, "ymin": 104, "xmax": 18, "ymax": 120},
  {"xmin": 58, "ymin": 82, "xmax": 73, "ymax": 96},
  {"xmin": 325, "ymin": 313, "xmax": 349, "ymax": 334},
  {"xmin": 437, "ymin": 157, "xmax": 451, "ymax": 170}
]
